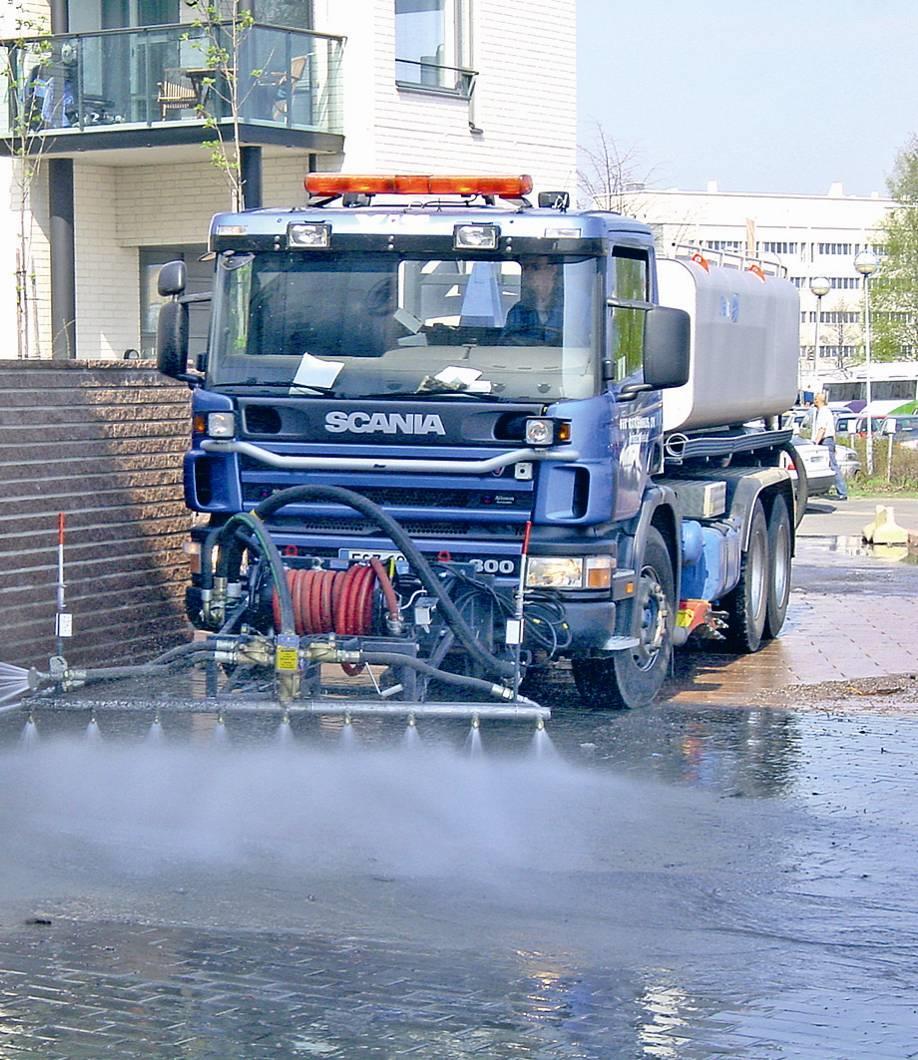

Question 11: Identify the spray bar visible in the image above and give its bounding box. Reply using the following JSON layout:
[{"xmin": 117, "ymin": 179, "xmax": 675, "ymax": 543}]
[{"xmin": 30, "ymin": 697, "xmax": 550, "ymax": 722}]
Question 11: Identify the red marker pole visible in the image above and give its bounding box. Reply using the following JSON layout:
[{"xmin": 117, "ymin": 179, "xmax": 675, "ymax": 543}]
[
  {"xmin": 509, "ymin": 520, "xmax": 532, "ymax": 699},
  {"xmin": 55, "ymin": 513, "xmax": 72, "ymax": 657}
]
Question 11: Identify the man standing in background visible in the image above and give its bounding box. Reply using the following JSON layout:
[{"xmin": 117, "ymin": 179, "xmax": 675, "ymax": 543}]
[{"xmin": 812, "ymin": 392, "xmax": 848, "ymax": 501}]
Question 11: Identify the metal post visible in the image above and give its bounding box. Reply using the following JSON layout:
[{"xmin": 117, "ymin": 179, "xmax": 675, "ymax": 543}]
[
  {"xmin": 49, "ymin": 158, "xmax": 76, "ymax": 360},
  {"xmin": 864, "ymin": 272, "xmax": 874, "ymax": 475},
  {"xmin": 50, "ymin": 0, "xmax": 69, "ymax": 32},
  {"xmin": 240, "ymin": 146, "xmax": 262, "ymax": 209},
  {"xmin": 813, "ymin": 294, "xmax": 822, "ymax": 364},
  {"xmin": 854, "ymin": 250, "xmax": 879, "ymax": 476}
]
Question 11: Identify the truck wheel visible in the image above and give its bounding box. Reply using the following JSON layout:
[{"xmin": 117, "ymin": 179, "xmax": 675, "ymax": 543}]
[
  {"xmin": 764, "ymin": 495, "xmax": 792, "ymax": 640},
  {"xmin": 724, "ymin": 499, "xmax": 768, "ymax": 653},
  {"xmin": 571, "ymin": 527, "xmax": 674, "ymax": 709}
]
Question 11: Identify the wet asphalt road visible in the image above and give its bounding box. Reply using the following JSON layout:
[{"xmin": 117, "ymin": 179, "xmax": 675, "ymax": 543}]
[{"xmin": 1, "ymin": 524, "xmax": 917, "ymax": 1057}]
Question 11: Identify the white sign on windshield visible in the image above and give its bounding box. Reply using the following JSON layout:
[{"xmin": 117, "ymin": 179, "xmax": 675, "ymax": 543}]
[{"xmin": 291, "ymin": 351, "xmax": 343, "ymax": 391}]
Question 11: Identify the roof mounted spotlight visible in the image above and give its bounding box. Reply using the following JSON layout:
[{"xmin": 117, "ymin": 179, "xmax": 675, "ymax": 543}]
[
  {"xmin": 538, "ymin": 191, "xmax": 570, "ymax": 211},
  {"xmin": 453, "ymin": 223, "xmax": 500, "ymax": 251},
  {"xmin": 287, "ymin": 221, "xmax": 331, "ymax": 248}
]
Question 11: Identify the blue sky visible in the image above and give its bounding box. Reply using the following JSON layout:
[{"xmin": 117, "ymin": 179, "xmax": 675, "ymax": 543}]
[{"xmin": 577, "ymin": 0, "xmax": 918, "ymax": 197}]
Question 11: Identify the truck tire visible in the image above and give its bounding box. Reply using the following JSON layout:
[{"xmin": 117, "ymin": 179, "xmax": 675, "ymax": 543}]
[
  {"xmin": 571, "ymin": 527, "xmax": 674, "ymax": 709},
  {"xmin": 764, "ymin": 494, "xmax": 792, "ymax": 640},
  {"xmin": 724, "ymin": 499, "xmax": 769, "ymax": 653}
]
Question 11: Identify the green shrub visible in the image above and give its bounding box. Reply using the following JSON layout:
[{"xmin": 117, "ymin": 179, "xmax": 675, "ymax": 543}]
[{"xmin": 848, "ymin": 435, "xmax": 918, "ymax": 494}]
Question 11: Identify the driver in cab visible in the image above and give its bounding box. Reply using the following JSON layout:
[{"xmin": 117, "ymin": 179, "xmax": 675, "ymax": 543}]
[{"xmin": 500, "ymin": 257, "xmax": 563, "ymax": 345}]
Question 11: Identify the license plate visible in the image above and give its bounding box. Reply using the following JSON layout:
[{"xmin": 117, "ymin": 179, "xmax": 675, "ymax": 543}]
[
  {"xmin": 340, "ymin": 548, "xmax": 406, "ymax": 563},
  {"xmin": 339, "ymin": 548, "xmax": 517, "ymax": 577}
]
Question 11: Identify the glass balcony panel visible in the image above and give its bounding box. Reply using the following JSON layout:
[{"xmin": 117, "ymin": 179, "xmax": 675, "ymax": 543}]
[{"xmin": 0, "ymin": 23, "xmax": 343, "ymax": 139}]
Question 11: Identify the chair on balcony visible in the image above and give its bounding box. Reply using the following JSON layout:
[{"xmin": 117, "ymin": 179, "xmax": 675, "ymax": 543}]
[
  {"xmin": 157, "ymin": 68, "xmax": 197, "ymax": 119},
  {"xmin": 272, "ymin": 55, "xmax": 311, "ymax": 124}
]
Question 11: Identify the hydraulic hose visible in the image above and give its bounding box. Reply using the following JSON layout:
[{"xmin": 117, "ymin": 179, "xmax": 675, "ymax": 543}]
[
  {"xmin": 254, "ymin": 485, "xmax": 516, "ymax": 680},
  {"xmin": 149, "ymin": 641, "xmax": 218, "ymax": 666},
  {"xmin": 201, "ymin": 511, "xmax": 295, "ymax": 635},
  {"xmin": 359, "ymin": 651, "xmax": 515, "ymax": 700}
]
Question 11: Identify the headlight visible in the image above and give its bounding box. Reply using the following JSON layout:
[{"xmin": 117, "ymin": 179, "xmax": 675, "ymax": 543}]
[
  {"xmin": 525, "ymin": 418, "xmax": 571, "ymax": 446},
  {"xmin": 207, "ymin": 412, "xmax": 235, "ymax": 437},
  {"xmin": 288, "ymin": 222, "xmax": 331, "ymax": 248},
  {"xmin": 526, "ymin": 557, "xmax": 583, "ymax": 588},
  {"xmin": 526, "ymin": 554, "xmax": 614, "ymax": 590}
]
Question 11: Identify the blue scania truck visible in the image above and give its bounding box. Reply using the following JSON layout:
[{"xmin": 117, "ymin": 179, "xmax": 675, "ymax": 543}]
[{"xmin": 155, "ymin": 173, "xmax": 801, "ymax": 713}]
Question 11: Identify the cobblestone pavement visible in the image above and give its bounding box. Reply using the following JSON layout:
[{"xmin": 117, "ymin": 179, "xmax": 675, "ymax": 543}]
[
  {"xmin": 662, "ymin": 503, "xmax": 918, "ymax": 708},
  {"xmin": 0, "ymin": 526, "xmax": 916, "ymax": 1057}
]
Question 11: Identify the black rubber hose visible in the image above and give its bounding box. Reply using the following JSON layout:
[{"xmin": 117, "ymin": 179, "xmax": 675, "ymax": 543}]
[
  {"xmin": 149, "ymin": 640, "xmax": 218, "ymax": 666},
  {"xmin": 254, "ymin": 485, "xmax": 516, "ymax": 680},
  {"xmin": 781, "ymin": 441, "xmax": 809, "ymax": 528},
  {"xmin": 210, "ymin": 512, "xmax": 295, "ymax": 635},
  {"xmin": 360, "ymin": 651, "xmax": 510, "ymax": 698}
]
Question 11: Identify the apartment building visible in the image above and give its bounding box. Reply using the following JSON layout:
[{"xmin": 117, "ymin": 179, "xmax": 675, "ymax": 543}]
[
  {"xmin": 0, "ymin": 0, "xmax": 576, "ymax": 361},
  {"xmin": 618, "ymin": 182, "xmax": 895, "ymax": 389}
]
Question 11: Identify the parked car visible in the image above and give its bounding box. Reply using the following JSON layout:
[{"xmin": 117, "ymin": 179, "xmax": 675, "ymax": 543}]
[
  {"xmin": 835, "ymin": 441, "xmax": 861, "ymax": 479},
  {"xmin": 782, "ymin": 407, "xmax": 813, "ymax": 432},
  {"xmin": 879, "ymin": 414, "xmax": 918, "ymax": 440},
  {"xmin": 833, "ymin": 411, "xmax": 861, "ymax": 436},
  {"xmin": 781, "ymin": 436, "xmax": 835, "ymax": 496}
]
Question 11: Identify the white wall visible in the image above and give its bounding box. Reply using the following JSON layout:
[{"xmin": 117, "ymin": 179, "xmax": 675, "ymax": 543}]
[
  {"xmin": 74, "ymin": 164, "xmax": 138, "ymax": 357},
  {"xmin": 11, "ymin": 0, "xmax": 579, "ymax": 358},
  {"xmin": 315, "ymin": 0, "xmax": 577, "ymax": 191}
]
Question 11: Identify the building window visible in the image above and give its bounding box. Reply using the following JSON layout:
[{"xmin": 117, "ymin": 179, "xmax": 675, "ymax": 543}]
[
  {"xmin": 759, "ymin": 241, "xmax": 797, "ymax": 255},
  {"xmin": 252, "ymin": 1, "xmax": 313, "ymax": 28},
  {"xmin": 395, "ymin": 0, "xmax": 473, "ymax": 96},
  {"xmin": 701, "ymin": 239, "xmax": 742, "ymax": 252},
  {"xmin": 140, "ymin": 245, "xmax": 209, "ymax": 359}
]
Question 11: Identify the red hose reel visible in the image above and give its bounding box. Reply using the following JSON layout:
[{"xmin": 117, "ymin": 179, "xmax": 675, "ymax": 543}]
[{"xmin": 271, "ymin": 558, "xmax": 399, "ymax": 637}]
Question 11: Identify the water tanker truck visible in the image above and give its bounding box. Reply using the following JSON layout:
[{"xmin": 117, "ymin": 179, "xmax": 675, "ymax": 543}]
[{"xmin": 24, "ymin": 173, "xmax": 799, "ymax": 726}]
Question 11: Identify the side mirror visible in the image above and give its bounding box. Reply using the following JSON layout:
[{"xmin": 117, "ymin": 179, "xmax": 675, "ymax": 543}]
[
  {"xmin": 616, "ymin": 305, "xmax": 691, "ymax": 401},
  {"xmin": 156, "ymin": 299, "xmax": 189, "ymax": 379},
  {"xmin": 158, "ymin": 260, "xmax": 187, "ymax": 297},
  {"xmin": 643, "ymin": 306, "xmax": 690, "ymax": 390}
]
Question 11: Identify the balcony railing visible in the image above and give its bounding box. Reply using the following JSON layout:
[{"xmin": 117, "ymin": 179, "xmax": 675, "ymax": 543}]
[{"xmin": 0, "ymin": 22, "xmax": 343, "ymax": 141}]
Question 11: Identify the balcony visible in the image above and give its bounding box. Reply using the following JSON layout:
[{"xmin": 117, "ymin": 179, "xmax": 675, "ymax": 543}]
[{"xmin": 0, "ymin": 22, "xmax": 344, "ymax": 156}]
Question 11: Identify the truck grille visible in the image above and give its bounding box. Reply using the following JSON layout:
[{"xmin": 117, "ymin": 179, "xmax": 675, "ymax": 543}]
[
  {"xmin": 268, "ymin": 516, "xmax": 525, "ymax": 539},
  {"xmin": 241, "ymin": 482, "xmax": 532, "ymax": 512}
]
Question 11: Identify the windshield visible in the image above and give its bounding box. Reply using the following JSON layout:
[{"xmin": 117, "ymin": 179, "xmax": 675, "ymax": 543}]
[{"xmin": 207, "ymin": 251, "xmax": 603, "ymax": 401}]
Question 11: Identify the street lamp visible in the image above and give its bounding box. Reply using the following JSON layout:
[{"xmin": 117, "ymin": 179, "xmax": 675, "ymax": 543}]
[
  {"xmin": 808, "ymin": 275, "xmax": 830, "ymax": 369},
  {"xmin": 854, "ymin": 249, "xmax": 879, "ymax": 474}
]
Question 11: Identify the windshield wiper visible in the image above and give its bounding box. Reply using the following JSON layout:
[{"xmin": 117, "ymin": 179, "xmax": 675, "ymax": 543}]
[
  {"xmin": 359, "ymin": 388, "xmax": 505, "ymax": 401},
  {"xmin": 218, "ymin": 382, "xmax": 337, "ymax": 395}
]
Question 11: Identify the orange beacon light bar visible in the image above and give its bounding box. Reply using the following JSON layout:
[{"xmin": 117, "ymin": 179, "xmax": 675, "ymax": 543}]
[{"xmin": 305, "ymin": 173, "xmax": 534, "ymax": 198}]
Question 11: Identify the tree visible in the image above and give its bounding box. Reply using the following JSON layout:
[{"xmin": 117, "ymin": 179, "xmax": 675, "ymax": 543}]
[
  {"xmin": 577, "ymin": 123, "xmax": 656, "ymax": 216},
  {"xmin": 0, "ymin": 19, "xmax": 53, "ymax": 358},
  {"xmin": 824, "ymin": 299, "xmax": 861, "ymax": 371},
  {"xmin": 872, "ymin": 136, "xmax": 918, "ymax": 361},
  {"xmin": 183, "ymin": 1, "xmax": 257, "ymax": 211}
]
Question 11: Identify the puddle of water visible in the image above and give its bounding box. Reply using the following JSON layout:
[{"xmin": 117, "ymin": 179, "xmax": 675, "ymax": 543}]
[{"xmin": 808, "ymin": 534, "xmax": 917, "ymax": 564}]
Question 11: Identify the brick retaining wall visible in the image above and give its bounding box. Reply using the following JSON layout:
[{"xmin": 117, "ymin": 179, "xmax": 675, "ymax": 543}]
[{"xmin": 0, "ymin": 361, "xmax": 193, "ymax": 669}]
